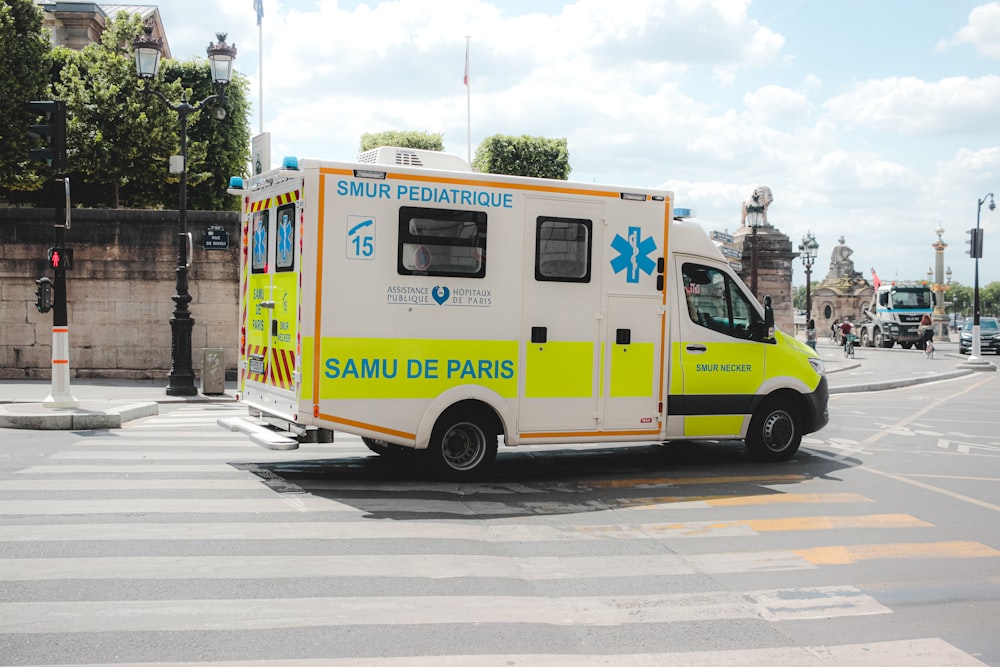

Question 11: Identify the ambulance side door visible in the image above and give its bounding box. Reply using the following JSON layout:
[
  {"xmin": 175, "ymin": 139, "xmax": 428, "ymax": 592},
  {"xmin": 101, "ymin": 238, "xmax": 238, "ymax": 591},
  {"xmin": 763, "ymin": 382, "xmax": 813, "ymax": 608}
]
[{"xmin": 674, "ymin": 260, "xmax": 766, "ymax": 437}]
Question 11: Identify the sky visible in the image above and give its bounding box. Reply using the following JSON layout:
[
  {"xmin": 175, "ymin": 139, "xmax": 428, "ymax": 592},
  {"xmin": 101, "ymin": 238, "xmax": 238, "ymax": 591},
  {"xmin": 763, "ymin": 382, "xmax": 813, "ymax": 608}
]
[{"xmin": 152, "ymin": 0, "xmax": 1000, "ymax": 288}]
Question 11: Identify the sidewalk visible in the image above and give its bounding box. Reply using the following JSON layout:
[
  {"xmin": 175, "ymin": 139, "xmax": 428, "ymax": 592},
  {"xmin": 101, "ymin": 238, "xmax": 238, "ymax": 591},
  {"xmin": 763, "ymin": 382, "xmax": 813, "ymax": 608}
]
[
  {"xmin": 0, "ymin": 340, "xmax": 992, "ymax": 431},
  {"xmin": 0, "ymin": 378, "xmax": 237, "ymax": 430}
]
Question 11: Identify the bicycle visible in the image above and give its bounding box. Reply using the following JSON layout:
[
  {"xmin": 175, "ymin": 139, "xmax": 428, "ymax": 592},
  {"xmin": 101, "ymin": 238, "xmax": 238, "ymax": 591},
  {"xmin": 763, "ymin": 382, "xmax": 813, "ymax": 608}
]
[{"xmin": 843, "ymin": 333, "xmax": 856, "ymax": 358}]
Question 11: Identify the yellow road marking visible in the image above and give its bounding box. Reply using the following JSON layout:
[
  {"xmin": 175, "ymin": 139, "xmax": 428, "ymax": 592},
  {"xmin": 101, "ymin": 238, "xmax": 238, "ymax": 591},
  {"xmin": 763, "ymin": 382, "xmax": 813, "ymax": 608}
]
[
  {"xmin": 742, "ymin": 513, "xmax": 931, "ymax": 532},
  {"xmin": 796, "ymin": 540, "xmax": 1000, "ymax": 565}
]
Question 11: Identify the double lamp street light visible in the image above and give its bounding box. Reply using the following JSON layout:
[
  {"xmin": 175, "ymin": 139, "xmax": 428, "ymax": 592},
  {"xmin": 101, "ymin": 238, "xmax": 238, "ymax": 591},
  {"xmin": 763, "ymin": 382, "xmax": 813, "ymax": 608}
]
[
  {"xmin": 132, "ymin": 27, "xmax": 237, "ymax": 395},
  {"xmin": 798, "ymin": 232, "xmax": 819, "ymax": 321}
]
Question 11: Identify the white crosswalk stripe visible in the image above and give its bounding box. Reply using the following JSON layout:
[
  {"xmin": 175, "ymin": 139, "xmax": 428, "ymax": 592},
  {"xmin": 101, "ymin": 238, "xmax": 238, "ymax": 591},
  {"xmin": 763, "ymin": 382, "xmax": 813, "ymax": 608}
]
[{"xmin": 0, "ymin": 405, "xmax": 988, "ymax": 665}]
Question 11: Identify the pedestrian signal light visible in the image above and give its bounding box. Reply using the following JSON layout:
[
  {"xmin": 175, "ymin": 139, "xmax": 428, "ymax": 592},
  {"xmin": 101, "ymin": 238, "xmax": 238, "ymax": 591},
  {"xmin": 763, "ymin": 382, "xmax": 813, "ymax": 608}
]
[
  {"xmin": 34, "ymin": 277, "xmax": 53, "ymax": 313},
  {"xmin": 48, "ymin": 247, "xmax": 73, "ymax": 270}
]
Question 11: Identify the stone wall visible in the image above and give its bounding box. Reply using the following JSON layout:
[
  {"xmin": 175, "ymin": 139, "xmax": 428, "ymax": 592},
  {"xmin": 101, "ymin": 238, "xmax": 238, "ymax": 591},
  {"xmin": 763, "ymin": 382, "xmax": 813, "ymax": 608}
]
[{"xmin": 0, "ymin": 208, "xmax": 239, "ymax": 380}]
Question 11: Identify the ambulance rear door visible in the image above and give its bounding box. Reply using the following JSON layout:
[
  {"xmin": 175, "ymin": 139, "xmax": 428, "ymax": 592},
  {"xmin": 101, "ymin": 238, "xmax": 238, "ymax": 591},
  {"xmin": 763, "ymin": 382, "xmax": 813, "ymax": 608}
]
[{"xmin": 243, "ymin": 187, "xmax": 302, "ymax": 415}]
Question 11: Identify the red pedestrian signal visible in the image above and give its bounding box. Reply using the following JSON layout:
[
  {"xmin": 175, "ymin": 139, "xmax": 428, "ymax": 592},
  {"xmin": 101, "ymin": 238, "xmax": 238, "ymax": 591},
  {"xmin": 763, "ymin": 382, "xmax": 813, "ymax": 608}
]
[{"xmin": 47, "ymin": 247, "xmax": 73, "ymax": 270}]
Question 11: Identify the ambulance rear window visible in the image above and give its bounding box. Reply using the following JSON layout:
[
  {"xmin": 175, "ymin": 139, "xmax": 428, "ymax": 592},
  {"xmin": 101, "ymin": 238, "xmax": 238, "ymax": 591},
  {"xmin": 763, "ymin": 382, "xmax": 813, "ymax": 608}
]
[{"xmin": 397, "ymin": 207, "xmax": 487, "ymax": 278}]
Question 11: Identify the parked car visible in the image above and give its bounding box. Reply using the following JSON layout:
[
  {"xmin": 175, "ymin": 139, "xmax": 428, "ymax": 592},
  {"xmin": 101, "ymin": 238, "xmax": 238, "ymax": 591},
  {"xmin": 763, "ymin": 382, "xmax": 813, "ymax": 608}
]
[{"xmin": 958, "ymin": 317, "xmax": 1000, "ymax": 354}]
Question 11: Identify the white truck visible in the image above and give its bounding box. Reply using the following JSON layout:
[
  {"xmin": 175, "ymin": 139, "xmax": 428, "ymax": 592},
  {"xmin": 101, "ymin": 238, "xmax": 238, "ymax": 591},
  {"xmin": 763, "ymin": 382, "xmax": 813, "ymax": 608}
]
[
  {"xmin": 220, "ymin": 147, "xmax": 828, "ymax": 479},
  {"xmin": 858, "ymin": 282, "xmax": 934, "ymax": 348}
]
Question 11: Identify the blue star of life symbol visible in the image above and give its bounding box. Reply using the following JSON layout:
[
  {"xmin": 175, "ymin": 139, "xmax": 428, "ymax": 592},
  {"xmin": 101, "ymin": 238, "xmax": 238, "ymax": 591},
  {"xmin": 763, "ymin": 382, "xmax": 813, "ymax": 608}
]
[
  {"xmin": 610, "ymin": 226, "xmax": 656, "ymax": 283},
  {"xmin": 277, "ymin": 218, "xmax": 293, "ymax": 265},
  {"xmin": 252, "ymin": 219, "xmax": 267, "ymax": 267}
]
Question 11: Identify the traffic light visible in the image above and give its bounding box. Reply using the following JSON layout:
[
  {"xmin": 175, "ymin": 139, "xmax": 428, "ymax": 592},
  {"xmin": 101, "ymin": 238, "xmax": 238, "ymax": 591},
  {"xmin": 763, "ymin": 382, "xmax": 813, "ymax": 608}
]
[
  {"xmin": 34, "ymin": 277, "xmax": 53, "ymax": 313},
  {"xmin": 25, "ymin": 100, "xmax": 67, "ymax": 172},
  {"xmin": 967, "ymin": 228, "xmax": 984, "ymax": 259},
  {"xmin": 48, "ymin": 247, "xmax": 73, "ymax": 270}
]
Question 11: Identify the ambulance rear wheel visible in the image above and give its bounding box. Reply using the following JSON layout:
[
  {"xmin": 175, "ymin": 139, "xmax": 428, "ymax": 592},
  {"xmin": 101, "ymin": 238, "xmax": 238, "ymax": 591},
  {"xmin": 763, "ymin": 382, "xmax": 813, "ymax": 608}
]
[
  {"xmin": 746, "ymin": 398, "xmax": 802, "ymax": 462},
  {"xmin": 428, "ymin": 407, "xmax": 498, "ymax": 480}
]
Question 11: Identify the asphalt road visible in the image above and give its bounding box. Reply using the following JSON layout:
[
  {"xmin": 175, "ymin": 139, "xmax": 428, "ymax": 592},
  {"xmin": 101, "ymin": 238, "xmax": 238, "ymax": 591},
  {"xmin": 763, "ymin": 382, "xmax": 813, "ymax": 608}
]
[{"xmin": 0, "ymin": 356, "xmax": 998, "ymax": 665}]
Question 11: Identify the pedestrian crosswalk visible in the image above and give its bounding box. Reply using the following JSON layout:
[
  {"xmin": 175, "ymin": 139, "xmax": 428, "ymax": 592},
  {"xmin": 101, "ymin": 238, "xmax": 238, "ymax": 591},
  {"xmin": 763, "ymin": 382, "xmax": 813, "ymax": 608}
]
[{"xmin": 0, "ymin": 405, "xmax": 993, "ymax": 665}]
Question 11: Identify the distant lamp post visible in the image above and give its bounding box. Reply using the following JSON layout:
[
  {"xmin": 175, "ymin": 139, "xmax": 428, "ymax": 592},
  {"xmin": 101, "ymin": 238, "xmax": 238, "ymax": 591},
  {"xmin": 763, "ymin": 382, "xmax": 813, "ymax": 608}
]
[
  {"xmin": 798, "ymin": 232, "xmax": 819, "ymax": 320},
  {"xmin": 133, "ymin": 26, "xmax": 237, "ymax": 395},
  {"xmin": 747, "ymin": 211, "xmax": 764, "ymax": 297},
  {"xmin": 969, "ymin": 193, "xmax": 995, "ymax": 363}
]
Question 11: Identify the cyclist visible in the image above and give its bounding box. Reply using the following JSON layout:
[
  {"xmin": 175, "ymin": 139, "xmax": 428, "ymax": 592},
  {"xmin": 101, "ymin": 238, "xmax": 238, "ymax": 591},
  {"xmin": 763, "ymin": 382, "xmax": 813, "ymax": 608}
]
[{"xmin": 840, "ymin": 319, "xmax": 855, "ymax": 357}]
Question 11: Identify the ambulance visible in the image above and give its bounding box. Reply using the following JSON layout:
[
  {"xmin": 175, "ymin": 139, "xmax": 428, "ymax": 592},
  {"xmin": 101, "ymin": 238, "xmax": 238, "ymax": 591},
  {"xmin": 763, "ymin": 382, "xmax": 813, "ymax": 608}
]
[{"xmin": 220, "ymin": 147, "xmax": 828, "ymax": 479}]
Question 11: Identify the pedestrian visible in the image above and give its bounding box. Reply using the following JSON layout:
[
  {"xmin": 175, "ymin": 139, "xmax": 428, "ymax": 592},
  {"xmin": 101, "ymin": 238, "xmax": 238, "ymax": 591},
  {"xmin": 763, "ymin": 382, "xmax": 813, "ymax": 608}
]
[
  {"xmin": 918, "ymin": 313, "xmax": 934, "ymax": 356},
  {"xmin": 805, "ymin": 318, "xmax": 817, "ymax": 351},
  {"xmin": 831, "ymin": 319, "xmax": 840, "ymax": 344}
]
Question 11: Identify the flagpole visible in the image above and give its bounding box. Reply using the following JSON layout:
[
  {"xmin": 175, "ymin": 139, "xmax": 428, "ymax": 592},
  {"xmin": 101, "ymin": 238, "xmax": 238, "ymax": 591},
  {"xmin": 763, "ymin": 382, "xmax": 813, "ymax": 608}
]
[
  {"xmin": 465, "ymin": 35, "xmax": 471, "ymax": 164},
  {"xmin": 258, "ymin": 16, "xmax": 263, "ymax": 134}
]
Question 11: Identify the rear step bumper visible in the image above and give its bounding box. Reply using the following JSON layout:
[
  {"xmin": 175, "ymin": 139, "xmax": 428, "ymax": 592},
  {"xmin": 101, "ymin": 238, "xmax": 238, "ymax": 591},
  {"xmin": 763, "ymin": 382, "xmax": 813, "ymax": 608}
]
[{"xmin": 218, "ymin": 416, "xmax": 300, "ymax": 450}]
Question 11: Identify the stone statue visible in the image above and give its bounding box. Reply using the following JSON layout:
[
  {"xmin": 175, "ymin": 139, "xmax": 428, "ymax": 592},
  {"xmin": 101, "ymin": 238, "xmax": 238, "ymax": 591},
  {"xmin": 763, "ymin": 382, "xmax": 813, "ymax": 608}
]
[
  {"xmin": 826, "ymin": 236, "xmax": 863, "ymax": 283},
  {"xmin": 740, "ymin": 185, "xmax": 773, "ymax": 227}
]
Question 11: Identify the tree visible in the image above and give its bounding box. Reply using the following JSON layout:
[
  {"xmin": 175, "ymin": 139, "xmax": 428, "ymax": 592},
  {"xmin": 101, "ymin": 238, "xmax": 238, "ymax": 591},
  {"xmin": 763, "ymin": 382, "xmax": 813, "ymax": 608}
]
[
  {"xmin": 473, "ymin": 135, "xmax": 570, "ymax": 179},
  {"xmin": 360, "ymin": 131, "xmax": 443, "ymax": 153},
  {"xmin": 0, "ymin": 0, "xmax": 52, "ymax": 197},
  {"xmin": 54, "ymin": 13, "xmax": 180, "ymax": 208},
  {"xmin": 157, "ymin": 60, "xmax": 251, "ymax": 211},
  {"xmin": 51, "ymin": 14, "xmax": 250, "ymax": 210}
]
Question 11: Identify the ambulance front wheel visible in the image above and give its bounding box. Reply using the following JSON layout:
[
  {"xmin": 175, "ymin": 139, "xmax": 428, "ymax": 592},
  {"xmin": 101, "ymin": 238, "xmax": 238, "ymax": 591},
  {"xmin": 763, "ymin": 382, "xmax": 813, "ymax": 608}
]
[
  {"xmin": 428, "ymin": 404, "xmax": 499, "ymax": 480},
  {"xmin": 746, "ymin": 397, "xmax": 802, "ymax": 462}
]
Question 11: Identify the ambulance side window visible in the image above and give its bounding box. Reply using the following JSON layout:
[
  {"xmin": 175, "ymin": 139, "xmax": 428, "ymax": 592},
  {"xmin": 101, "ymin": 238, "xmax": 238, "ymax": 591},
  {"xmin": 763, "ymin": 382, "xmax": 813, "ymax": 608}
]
[
  {"xmin": 251, "ymin": 210, "xmax": 269, "ymax": 274},
  {"xmin": 274, "ymin": 203, "xmax": 296, "ymax": 273},
  {"xmin": 535, "ymin": 217, "xmax": 592, "ymax": 282},
  {"xmin": 397, "ymin": 206, "xmax": 487, "ymax": 278},
  {"xmin": 682, "ymin": 263, "xmax": 759, "ymax": 340}
]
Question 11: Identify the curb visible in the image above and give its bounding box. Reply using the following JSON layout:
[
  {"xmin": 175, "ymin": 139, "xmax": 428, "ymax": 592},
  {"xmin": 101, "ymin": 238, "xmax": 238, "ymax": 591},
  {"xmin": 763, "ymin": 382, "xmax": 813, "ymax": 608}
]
[
  {"xmin": 0, "ymin": 401, "xmax": 159, "ymax": 430},
  {"xmin": 829, "ymin": 368, "xmax": 975, "ymax": 394}
]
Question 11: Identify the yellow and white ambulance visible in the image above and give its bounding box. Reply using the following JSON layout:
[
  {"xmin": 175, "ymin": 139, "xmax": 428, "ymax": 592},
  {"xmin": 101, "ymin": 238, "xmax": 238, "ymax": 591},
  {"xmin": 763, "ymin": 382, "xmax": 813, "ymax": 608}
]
[{"xmin": 221, "ymin": 147, "xmax": 828, "ymax": 478}]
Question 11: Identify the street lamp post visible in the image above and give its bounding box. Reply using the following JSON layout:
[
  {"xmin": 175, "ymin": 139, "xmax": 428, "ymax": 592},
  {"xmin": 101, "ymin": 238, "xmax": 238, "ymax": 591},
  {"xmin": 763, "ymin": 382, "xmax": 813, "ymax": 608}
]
[
  {"xmin": 133, "ymin": 27, "xmax": 237, "ymax": 395},
  {"xmin": 747, "ymin": 213, "xmax": 763, "ymax": 297},
  {"xmin": 798, "ymin": 232, "xmax": 819, "ymax": 320},
  {"xmin": 970, "ymin": 193, "xmax": 995, "ymax": 362}
]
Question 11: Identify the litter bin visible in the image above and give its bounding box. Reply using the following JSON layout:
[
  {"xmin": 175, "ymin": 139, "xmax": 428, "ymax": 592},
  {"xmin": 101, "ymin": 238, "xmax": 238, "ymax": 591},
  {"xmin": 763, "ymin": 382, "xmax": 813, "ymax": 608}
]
[{"xmin": 201, "ymin": 348, "xmax": 226, "ymax": 395}]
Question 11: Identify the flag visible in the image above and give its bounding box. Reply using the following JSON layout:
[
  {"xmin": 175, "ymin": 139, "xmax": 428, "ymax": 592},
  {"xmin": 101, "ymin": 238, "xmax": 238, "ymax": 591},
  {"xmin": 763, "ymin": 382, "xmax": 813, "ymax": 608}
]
[
  {"xmin": 463, "ymin": 39, "xmax": 469, "ymax": 86},
  {"xmin": 254, "ymin": 0, "xmax": 263, "ymax": 25},
  {"xmin": 871, "ymin": 267, "xmax": 881, "ymax": 291}
]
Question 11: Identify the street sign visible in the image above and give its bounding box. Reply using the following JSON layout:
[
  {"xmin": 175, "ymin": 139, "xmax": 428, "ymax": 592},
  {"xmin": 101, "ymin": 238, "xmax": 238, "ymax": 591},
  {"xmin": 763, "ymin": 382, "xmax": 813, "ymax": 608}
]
[
  {"xmin": 720, "ymin": 246, "xmax": 742, "ymax": 260},
  {"xmin": 711, "ymin": 230, "xmax": 734, "ymax": 244},
  {"xmin": 203, "ymin": 225, "xmax": 230, "ymax": 250}
]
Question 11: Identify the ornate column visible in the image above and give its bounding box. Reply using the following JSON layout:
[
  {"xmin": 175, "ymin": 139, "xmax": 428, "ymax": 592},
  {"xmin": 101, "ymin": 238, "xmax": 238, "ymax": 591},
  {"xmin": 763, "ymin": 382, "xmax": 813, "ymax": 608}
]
[{"xmin": 931, "ymin": 227, "xmax": 949, "ymax": 341}]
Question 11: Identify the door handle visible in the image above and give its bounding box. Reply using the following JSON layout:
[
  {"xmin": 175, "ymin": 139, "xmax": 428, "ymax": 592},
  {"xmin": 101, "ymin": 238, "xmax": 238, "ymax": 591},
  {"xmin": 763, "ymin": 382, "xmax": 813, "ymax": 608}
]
[
  {"xmin": 685, "ymin": 344, "xmax": 707, "ymax": 353},
  {"xmin": 260, "ymin": 301, "xmax": 275, "ymax": 309}
]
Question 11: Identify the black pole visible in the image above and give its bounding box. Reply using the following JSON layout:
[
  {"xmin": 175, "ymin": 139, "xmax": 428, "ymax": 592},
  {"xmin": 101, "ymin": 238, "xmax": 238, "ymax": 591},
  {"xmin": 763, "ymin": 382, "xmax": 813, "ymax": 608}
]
[
  {"xmin": 144, "ymin": 86, "xmax": 225, "ymax": 396},
  {"xmin": 805, "ymin": 264, "xmax": 812, "ymax": 320},
  {"xmin": 750, "ymin": 225, "xmax": 758, "ymax": 297},
  {"xmin": 167, "ymin": 94, "xmax": 196, "ymax": 396},
  {"xmin": 52, "ymin": 176, "xmax": 67, "ymax": 328},
  {"xmin": 974, "ymin": 200, "xmax": 982, "ymax": 330}
]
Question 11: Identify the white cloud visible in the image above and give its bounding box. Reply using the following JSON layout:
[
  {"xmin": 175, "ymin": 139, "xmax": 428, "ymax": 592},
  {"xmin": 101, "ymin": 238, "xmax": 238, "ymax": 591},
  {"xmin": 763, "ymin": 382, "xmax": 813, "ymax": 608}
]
[
  {"xmin": 823, "ymin": 75, "xmax": 1000, "ymax": 135},
  {"xmin": 938, "ymin": 1, "xmax": 1000, "ymax": 59}
]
